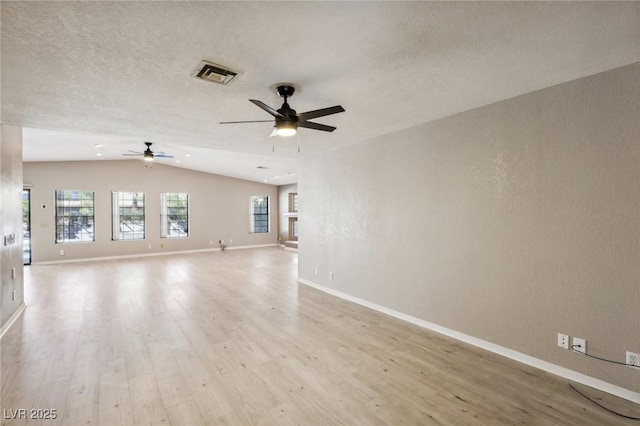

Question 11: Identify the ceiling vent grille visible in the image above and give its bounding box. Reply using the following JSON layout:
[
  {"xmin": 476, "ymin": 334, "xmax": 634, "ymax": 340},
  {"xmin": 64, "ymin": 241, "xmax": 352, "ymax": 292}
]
[{"xmin": 192, "ymin": 60, "xmax": 240, "ymax": 85}]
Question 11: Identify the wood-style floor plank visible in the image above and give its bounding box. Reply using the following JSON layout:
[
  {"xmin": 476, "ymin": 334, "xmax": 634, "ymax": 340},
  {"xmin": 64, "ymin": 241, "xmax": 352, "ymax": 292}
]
[{"xmin": 1, "ymin": 247, "xmax": 638, "ymax": 425}]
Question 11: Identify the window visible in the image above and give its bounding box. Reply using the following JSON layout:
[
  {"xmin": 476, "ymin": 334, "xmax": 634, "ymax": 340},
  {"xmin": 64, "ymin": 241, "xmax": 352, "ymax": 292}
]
[
  {"xmin": 250, "ymin": 195, "xmax": 269, "ymax": 233},
  {"xmin": 161, "ymin": 193, "xmax": 189, "ymax": 238},
  {"xmin": 55, "ymin": 190, "xmax": 95, "ymax": 243},
  {"xmin": 288, "ymin": 192, "xmax": 298, "ymax": 213},
  {"xmin": 23, "ymin": 189, "xmax": 31, "ymax": 264},
  {"xmin": 112, "ymin": 192, "xmax": 145, "ymax": 240}
]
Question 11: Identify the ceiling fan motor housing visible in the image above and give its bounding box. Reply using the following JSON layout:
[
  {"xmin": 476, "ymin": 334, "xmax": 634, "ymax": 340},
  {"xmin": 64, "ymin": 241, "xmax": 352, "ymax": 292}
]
[{"xmin": 276, "ymin": 85, "xmax": 295, "ymax": 99}]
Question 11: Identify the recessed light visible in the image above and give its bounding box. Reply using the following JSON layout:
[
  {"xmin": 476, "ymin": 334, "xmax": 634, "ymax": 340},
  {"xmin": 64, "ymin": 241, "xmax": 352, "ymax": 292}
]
[
  {"xmin": 263, "ymin": 179, "xmax": 268, "ymax": 183},
  {"xmin": 94, "ymin": 144, "xmax": 104, "ymax": 148},
  {"xmin": 185, "ymin": 153, "xmax": 191, "ymax": 157},
  {"xmin": 272, "ymin": 176, "xmax": 279, "ymax": 179},
  {"xmin": 176, "ymin": 160, "xmax": 181, "ymax": 163},
  {"xmin": 96, "ymin": 152, "xmax": 103, "ymax": 156}
]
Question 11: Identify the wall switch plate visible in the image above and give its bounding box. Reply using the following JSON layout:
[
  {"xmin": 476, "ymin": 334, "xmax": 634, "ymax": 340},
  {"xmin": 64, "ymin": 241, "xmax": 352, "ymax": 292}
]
[
  {"xmin": 329, "ymin": 271, "xmax": 334, "ymax": 280},
  {"xmin": 59, "ymin": 249, "xmax": 65, "ymax": 256},
  {"xmin": 557, "ymin": 333, "xmax": 569, "ymax": 349},
  {"xmin": 572, "ymin": 337, "xmax": 586, "ymax": 354},
  {"xmin": 626, "ymin": 351, "xmax": 640, "ymax": 369},
  {"xmin": 315, "ymin": 267, "xmax": 319, "ymax": 276}
]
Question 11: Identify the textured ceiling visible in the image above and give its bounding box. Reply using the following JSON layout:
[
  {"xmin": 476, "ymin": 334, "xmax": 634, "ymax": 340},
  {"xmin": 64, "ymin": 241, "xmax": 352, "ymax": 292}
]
[{"xmin": 2, "ymin": 2, "xmax": 639, "ymax": 184}]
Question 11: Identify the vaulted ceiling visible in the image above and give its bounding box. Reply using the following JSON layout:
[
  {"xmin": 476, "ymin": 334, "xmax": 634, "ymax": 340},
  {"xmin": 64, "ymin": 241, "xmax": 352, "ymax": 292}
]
[{"xmin": 2, "ymin": 2, "xmax": 638, "ymax": 184}]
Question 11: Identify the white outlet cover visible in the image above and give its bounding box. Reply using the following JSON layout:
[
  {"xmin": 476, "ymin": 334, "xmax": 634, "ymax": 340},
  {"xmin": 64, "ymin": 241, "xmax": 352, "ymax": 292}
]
[
  {"xmin": 557, "ymin": 333, "xmax": 569, "ymax": 349},
  {"xmin": 573, "ymin": 337, "xmax": 586, "ymax": 354},
  {"xmin": 626, "ymin": 351, "xmax": 640, "ymax": 368}
]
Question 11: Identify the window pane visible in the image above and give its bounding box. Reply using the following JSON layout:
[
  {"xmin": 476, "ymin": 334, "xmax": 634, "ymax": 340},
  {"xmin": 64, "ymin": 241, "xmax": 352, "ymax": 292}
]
[
  {"xmin": 161, "ymin": 193, "xmax": 189, "ymax": 238},
  {"xmin": 113, "ymin": 192, "xmax": 146, "ymax": 240},
  {"xmin": 251, "ymin": 195, "xmax": 269, "ymax": 233},
  {"xmin": 55, "ymin": 190, "xmax": 95, "ymax": 243}
]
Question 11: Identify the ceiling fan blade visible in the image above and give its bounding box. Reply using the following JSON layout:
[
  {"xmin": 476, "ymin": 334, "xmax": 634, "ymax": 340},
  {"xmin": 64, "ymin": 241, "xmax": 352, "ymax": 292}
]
[
  {"xmin": 250, "ymin": 99, "xmax": 284, "ymax": 118},
  {"xmin": 298, "ymin": 105, "xmax": 345, "ymax": 121},
  {"xmin": 154, "ymin": 154, "xmax": 174, "ymax": 158},
  {"xmin": 122, "ymin": 153, "xmax": 143, "ymax": 157},
  {"xmin": 128, "ymin": 150, "xmax": 143, "ymax": 154},
  {"xmin": 298, "ymin": 121, "xmax": 337, "ymax": 132},
  {"xmin": 220, "ymin": 120, "xmax": 274, "ymax": 124}
]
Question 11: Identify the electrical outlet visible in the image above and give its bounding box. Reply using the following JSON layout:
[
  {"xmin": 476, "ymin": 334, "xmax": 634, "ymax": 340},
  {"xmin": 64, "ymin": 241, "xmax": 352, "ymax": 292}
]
[
  {"xmin": 626, "ymin": 351, "xmax": 640, "ymax": 369},
  {"xmin": 557, "ymin": 333, "xmax": 569, "ymax": 349},
  {"xmin": 572, "ymin": 337, "xmax": 586, "ymax": 354}
]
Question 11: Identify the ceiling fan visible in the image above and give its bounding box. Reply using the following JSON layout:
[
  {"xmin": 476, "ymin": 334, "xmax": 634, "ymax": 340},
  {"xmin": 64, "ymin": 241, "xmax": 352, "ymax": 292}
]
[
  {"xmin": 122, "ymin": 142, "xmax": 174, "ymax": 162},
  {"xmin": 220, "ymin": 85, "xmax": 345, "ymax": 137}
]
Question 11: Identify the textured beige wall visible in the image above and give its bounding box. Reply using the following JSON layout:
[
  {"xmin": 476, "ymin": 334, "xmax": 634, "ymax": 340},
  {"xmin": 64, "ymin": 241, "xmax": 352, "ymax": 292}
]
[
  {"xmin": 23, "ymin": 160, "xmax": 278, "ymax": 262},
  {"xmin": 277, "ymin": 183, "xmax": 298, "ymax": 243},
  {"xmin": 1, "ymin": 125, "xmax": 24, "ymax": 326},
  {"xmin": 299, "ymin": 64, "xmax": 640, "ymax": 392}
]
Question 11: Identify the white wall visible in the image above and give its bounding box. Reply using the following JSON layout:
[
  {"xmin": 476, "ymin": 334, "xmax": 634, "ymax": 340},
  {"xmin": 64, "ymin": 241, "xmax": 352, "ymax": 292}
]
[
  {"xmin": 299, "ymin": 63, "xmax": 640, "ymax": 393},
  {"xmin": 0, "ymin": 125, "xmax": 25, "ymax": 328},
  {"xmin": 23, "ymin": 160, "xmax": 278, "ymax": 262}
]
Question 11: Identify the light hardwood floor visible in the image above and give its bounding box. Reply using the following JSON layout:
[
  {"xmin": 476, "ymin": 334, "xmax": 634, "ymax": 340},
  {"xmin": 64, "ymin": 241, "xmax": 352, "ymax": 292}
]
[{"xmin": 1, "ymin": 247, "xmax": 637, "ymax": 425}]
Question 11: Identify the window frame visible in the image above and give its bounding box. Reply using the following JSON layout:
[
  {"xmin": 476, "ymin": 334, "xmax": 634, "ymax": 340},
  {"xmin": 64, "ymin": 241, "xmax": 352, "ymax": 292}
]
[
  {"xmin": 250, "ymin": 195, "xmax": 270, "ymax": 234},
  {"xmin": 160, "ymin": 192, "xmax": 190, "ymax": 238},
  {"xmin": 54, "ymin": 190, "xmax": 95, "ymax": 244},
  {"xmin": 112, "ymin": 191, "xmax": 146, "ymax": 241}
]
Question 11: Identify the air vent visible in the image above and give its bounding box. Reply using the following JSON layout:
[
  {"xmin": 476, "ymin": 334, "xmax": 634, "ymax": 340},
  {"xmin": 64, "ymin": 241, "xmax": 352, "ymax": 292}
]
[{"xmin": 192, "ymin": 60, "xmax": 240, "ymax": 85}]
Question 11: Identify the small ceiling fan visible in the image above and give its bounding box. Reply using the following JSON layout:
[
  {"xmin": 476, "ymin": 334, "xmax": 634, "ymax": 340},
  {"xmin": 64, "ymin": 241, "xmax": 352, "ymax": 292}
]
[
  {"xmin": 220, "ymin": 85, "xmax": 345, "ymax": 137},
  {"xmin": 122, "ymin": 142, "xmax": 174, "ymax": 162}
]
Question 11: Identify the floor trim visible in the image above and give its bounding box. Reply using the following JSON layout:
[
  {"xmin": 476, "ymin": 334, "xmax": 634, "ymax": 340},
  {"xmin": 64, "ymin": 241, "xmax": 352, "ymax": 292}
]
[
  {"xmin": 32, "ymin": 244, "xmax": 278, "ymax": 265},
  {"xmin": 0, "ymin": 302, "xmax": 26, "ymax": 340},
  {"xmin": 298, "ymin": 278, "xmax": 640, "ymax": 405}
]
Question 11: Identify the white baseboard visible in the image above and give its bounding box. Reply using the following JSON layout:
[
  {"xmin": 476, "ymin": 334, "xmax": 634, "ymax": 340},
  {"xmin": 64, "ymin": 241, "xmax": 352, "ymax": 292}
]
[
  {"xmin": 0, "ymin": 302, "xmax": 26, "ymax": 339},
  {"xmin": 297, "ymin": 278, "xmax": 640, "ymax": 405},
  {"xmin": 32, "ymin": 243, "xmax": 278, "ymax": 265}
]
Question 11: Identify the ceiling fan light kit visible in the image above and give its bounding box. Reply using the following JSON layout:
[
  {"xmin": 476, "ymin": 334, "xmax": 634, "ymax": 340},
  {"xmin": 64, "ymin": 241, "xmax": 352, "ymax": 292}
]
[
  {"xmin": 275, "ymin": 120, "xmax": 297, "ymax": 137},
  {"xmin": 220, "ymin": 84, "xmax": 345, "ymax": 136}
]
